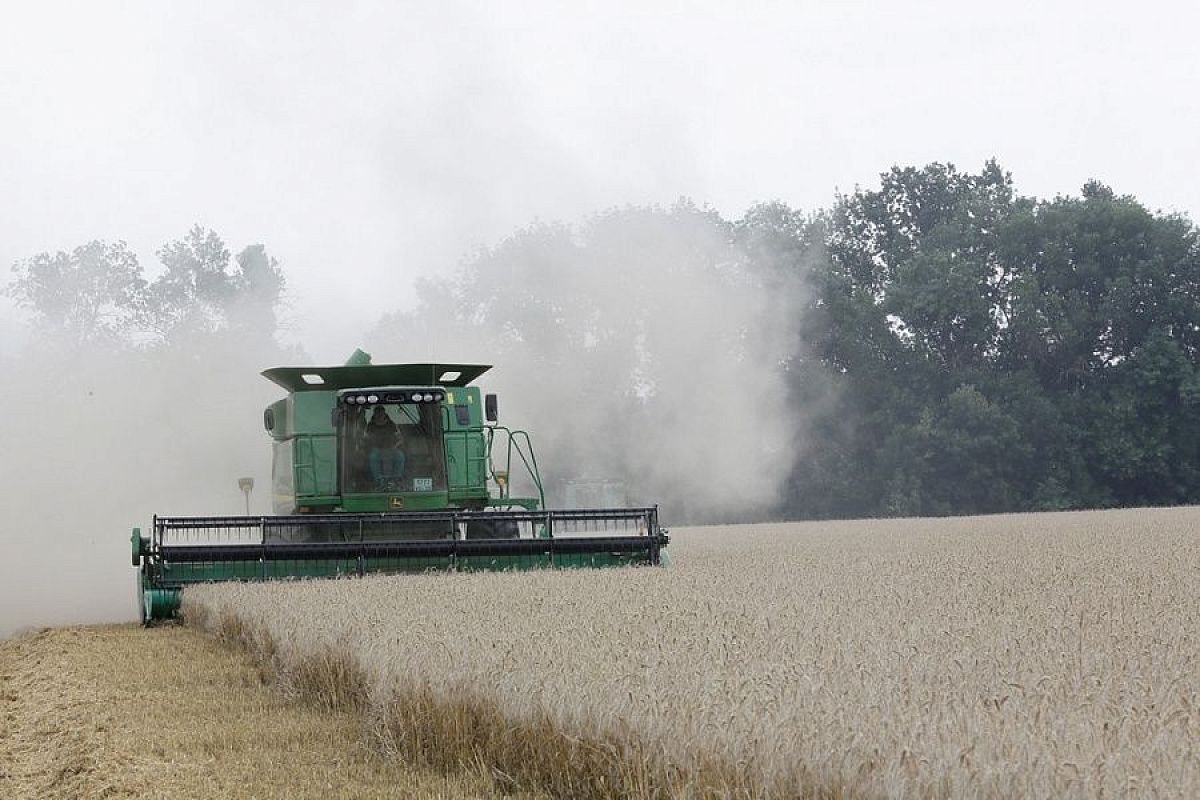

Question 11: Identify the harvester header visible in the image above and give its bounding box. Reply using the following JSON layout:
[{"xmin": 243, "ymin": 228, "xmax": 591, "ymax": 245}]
[{"xmin": 132, "ymin": 349, "xmax": 669, "ymax": 622}]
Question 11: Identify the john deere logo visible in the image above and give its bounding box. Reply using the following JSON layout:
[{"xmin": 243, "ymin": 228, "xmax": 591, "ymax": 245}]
[{"xmin": 390, "ymin": 496, "xmax": 404, "ymax": 509}]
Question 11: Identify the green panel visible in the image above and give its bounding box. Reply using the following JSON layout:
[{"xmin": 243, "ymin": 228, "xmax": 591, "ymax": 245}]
[
  {"xmin": 466, "ymin": 430, "xmax": 486, "ymax": 488},
  {"xmin": 447, "ymin": 488, "xmax": 489, "ymax": 508},
  {"xmin": 455, "ymin": 553, "xmax": 554, "ymax": 571},
  {"xmin": 289, "ymin": 390, "xmax": 338, "ymax": 500},
  {"xmin": 291, "ymin": 391, "xmax": 335, "ymax": 433},
  {"xmin": 163, "ymin": 560, "xmax": 267, "ymax": 582},
  {"xmin": 552, "ymin": 551, "xmax": 652, "ymax": 568},
  {"xmin": 160, "ymin": 559, "xmax": 360, "ymax": 583},
  {"xmin": 261, "ymin": 558, "xmax": 360, "ymax": 578},
  {"xmin": 148, "ymin": 549, "xmax": 657, "ymax": 593},
  {"xmin": 361, "ymin": 555, "xmax": 454, "ymax": 573},
  {"xmin": 441, "ymin": 387, "xmax": 482, "ymax": 429},
  {"xmin": 294, "ymin": 434, "xmax": 337, "ymax": 497},
  {"xmin": 341, "ymin": 491, "xmax": 451, "ymax": 513},
  {"xmin": 441, "ymin": 388, "xmax": 485, "ymax": 495},
  {"xmin": 444, "ymin": 432, "xmax": 469, "ymax": 489},
  {"xmin": 272, "ymin": 439, "xmax": 296, "ymax": 513}
]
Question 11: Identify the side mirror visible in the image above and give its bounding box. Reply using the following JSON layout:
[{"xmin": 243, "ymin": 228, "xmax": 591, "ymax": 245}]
[{"xmin": 484, "ymin": 394, "xmax": 498, "ymax": 423}]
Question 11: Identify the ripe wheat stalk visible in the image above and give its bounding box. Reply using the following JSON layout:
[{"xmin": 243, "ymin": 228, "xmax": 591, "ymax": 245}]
[{"xmin": 183, "ymin": 506, "xmax": 1200, "ymax": 798}]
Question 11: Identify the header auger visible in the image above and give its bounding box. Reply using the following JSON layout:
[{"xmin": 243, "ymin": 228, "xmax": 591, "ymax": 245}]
[{"xmin": 132, "ymin": 349, "xmax": 669, "ymax": 623}]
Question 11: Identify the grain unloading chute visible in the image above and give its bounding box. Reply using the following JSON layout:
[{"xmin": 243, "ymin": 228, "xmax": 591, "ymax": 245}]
[{"xmin": 132, "ymin": 350, "xmax": 669, "ymax": 622}]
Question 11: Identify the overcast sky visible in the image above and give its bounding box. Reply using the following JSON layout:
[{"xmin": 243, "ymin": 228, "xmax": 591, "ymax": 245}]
[{"xmin": 2, "ymin": 0, "xmax": 1197, "ymax": 362}]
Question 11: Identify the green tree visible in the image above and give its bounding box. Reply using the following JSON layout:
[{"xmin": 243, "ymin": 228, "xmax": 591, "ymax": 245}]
[
  {"xmin": 1081, "ymin": 331, "xmax": 1200, "ymax": 505},
  {"xmin": 5, "ymin": 240, "xmax": 146, "ymax": 347},
  {"xmin": 7, "ymin": 227, "xmax": 287, "ymax": 356},
  {"xmin": 999, "ymin": 185, "xmax": 1200, "ymax": 387},
  {"xmin": 146, "ymin": 226, "xmax": 233, "ymax": 338},
  {"xmin": 788, "ymin": 162, "xmax": 1023, "ymax": 517},
  {"xmin": 810, "ymin": 168, "xmax": 1200, "ymax": 517},
  {"xmin": 146, "ymin": 226, "xmax": 285, "ymax": 344},
  {"xmin": 993, "ymin": 184, "xmax": 1200, "ymax": 508},
  {"xmin": 228, "ymin": 243, "xmax": 287, "ymax": 340},
  {"xmin": 894, "ymin": 384, "xmax": 1030, "ymax": 515}
]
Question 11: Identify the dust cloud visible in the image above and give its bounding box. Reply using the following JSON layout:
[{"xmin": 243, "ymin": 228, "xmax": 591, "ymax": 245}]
[
  {"xmin": 368, "ymin": 204, "xmax": 815, "ymax": 524},
  {"xmin": 0, "ymin": 337, "xmax": 282, "ymax": 638}
]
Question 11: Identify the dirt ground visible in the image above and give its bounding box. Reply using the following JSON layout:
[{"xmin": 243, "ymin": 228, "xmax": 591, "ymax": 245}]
[{"xmin": 0, "ymin": 624, "xmax": 520, "ymax": 800}]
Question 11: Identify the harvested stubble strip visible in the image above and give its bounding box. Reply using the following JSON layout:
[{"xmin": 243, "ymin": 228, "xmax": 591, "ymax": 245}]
[{"xmin": 0, "ymin": 623, "xmax": 528, "ymax": 800}]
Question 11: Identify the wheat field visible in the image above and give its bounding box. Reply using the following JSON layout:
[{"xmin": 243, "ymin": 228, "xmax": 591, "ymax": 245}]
[{"xmin": 183, "ymin": 507, "xmax": 1200, "ymax": 798}]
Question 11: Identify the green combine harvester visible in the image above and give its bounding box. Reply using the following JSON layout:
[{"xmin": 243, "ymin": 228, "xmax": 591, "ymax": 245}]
[{"xmin": 132, "ymin": 350, "xmax": 669, "ymax": 623}]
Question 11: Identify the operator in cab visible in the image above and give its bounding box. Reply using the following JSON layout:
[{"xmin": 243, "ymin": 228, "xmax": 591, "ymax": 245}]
[{"xmin": 365, "ymin": 405, "xmax": 405, "ymax": 489}]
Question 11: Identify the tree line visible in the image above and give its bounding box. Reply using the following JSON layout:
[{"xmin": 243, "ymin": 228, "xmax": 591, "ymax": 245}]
[
  {"xmin": 792, "ymin": 163, "xmax": 1200, "ymax": 516},
  {"xmin": 11, "ymin": 161, "xmax": 1200, "ymax": 520},
  {"xmin": 4, "ymin": 225, "xmax": 285, "ymax": 350}
]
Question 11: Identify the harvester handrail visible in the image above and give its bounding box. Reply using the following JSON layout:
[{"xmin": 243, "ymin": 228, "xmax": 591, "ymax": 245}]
[{"xmin": 485, "ymin": 425, "xmax": 546, "ymax": 509}]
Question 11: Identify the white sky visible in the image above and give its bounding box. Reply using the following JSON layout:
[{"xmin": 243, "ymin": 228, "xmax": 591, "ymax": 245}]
[{"xmin": 1, "ymin": 0, "xmax": 1197, "ymax": 361}]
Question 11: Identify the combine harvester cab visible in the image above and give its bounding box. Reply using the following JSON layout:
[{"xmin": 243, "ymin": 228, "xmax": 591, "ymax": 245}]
[{"xmin": 132, "ymin": 350, "xmax": 669, "ymax": 623}]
